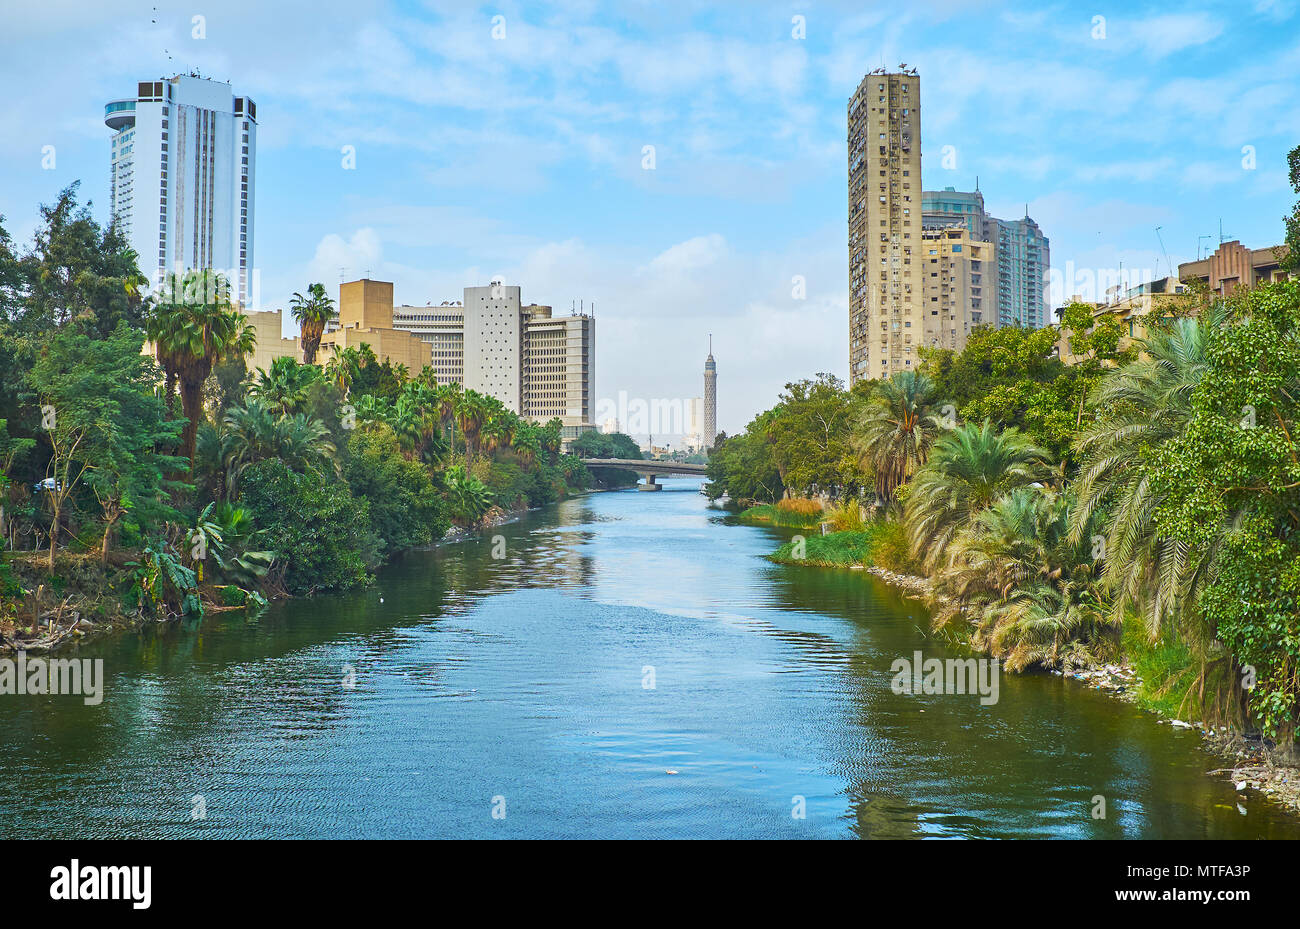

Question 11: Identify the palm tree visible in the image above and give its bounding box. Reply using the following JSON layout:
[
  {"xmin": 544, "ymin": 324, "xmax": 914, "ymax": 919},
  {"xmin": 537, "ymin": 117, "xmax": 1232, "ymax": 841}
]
[
  {"xmin": 932, "ymin": 489, "xmax": 1113, "ymax": 670},
  {"xmin": 325, "ymin": 345, "xmax": 374, "ymax": 396},
  {"xmin": 480, "ymin": 410, "xmax": 514, "ymax": 456},
  {"xmin": 146, "ymin": 270, "xmax": 256, "ymax": 466},
  {"xmin": 903, "ymin": 420, "xmax": 1051, "ymax": 573},
  {"xmin": 455, "ymin": 390, "xmax": 490, "ymax": 468},
  {"xmin": 325, "ymin": 348, "xmax": 356, "ymax": 395},
  {"xmin": 852, "ymin": 370, "xmax": 940, "ymax": 505},
  {"xmin": 1070, "ymin": 307, "xmax": 1225, "ymax": 638},
  {"xmin": 443, "ymin": 464, "xmax": 492, "ymax": 526},
  {"xmin": 250, "ymin": 356, "xmax": 320, "ymax": 416},
  {"xmin": 221, "ymin": 398, "xmax": 336, "ymax": 495},
  {"xmin": 432, "ymin": 382, "xmax": 463, "ymax": 455},
  {"xmin": 290, "ymin": 283, "xmax": 335, "ymax": 365}
]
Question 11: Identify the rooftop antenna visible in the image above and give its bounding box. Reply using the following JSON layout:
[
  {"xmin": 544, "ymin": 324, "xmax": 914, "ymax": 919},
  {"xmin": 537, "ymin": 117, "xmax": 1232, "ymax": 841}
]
[
  {"xmin": 1197, "ymin": 235, "xmax": 1212, "ymax": 260},
  {"xmin": 338, "ymin": 266, "xmax": 346, "ymax": 282},
  {"xmin": 1155, "ymin": 226, "xmax": 1171, "ymax": 280}
]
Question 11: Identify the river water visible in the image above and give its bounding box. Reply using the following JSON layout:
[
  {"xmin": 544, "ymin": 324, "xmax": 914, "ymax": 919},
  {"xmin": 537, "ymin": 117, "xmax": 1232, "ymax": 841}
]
[{"xmin": 2, "ymin": 479, "xmax": 1296, "ymax": 839}]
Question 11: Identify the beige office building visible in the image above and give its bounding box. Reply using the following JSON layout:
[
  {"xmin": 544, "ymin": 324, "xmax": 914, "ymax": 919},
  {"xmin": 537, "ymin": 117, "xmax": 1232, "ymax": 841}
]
[
  {"xmin": 849, "ymin": 68, "xmax": 922, "ymax": 384},
  {"xmin": 919, "ymin": 223, "xmax": 994, "ymax": 353},
  {"xmin": 393, "ymin": 282, "xmax": 595, "ymax": 436},
  {"xmin": 243, "ymin": 309, "xmax": 303, "ymax": 373},
  {"xmin": 318, "ymin": 279, "xmax": 433, "ymax": 374}
]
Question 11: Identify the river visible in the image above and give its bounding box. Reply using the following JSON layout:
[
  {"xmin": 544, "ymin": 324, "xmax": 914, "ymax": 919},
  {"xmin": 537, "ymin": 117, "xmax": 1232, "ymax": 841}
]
[{"xmin": 1, "ymin": 479, "xmax": 1296, "ymax": 839}]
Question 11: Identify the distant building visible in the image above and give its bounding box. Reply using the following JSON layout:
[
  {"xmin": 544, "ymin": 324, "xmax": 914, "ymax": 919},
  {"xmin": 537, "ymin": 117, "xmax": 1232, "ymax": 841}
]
[
  {"xmin": 321, "ymin": 280, "xmax": 432, "ymax": 374},
  {"xmin": 919, "ymin": 223, "xmax": 994, "ymax": 353},
  {"xmin": 994, "ymin": 214, "xmax": 1050, "ymax": 329},
  {"xmin": 923, "ymin": 186, "xmax": 1050, "ymax": 330},
  {"xmin": 1178, "ymin": 240, "xmax": 1291, "ymax": 296},
  {"xmin": 106, "ymin": 74, "xmax": 257, "ymax": 305},
  {"xmin": 703, "ymin": 337, "xmax": 717, "ymax": 447},
  {"xmin": 849, "ymin": 68, "xmax": 922, "ymax": 384},
  {"xmin": 1055, "ymin": 277, "xmax": 1192, "ymax": 365},
  {"xmin": 392, "ymin": 282, "xmax": 595, "ymax": 439},
  {"xmin": 922, "ymin": 186, "xmax": 988, "ymax": 238},
  {"xmin": 683, "ymin": 397, "xmax": 705, "ymax": 451},
  {"xmin": 243, "ymin": 310, "xmax": 302, "ymax": 373}
]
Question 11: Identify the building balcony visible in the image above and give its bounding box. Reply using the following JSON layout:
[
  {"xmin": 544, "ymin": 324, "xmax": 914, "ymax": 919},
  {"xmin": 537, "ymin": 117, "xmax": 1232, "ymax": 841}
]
[{"xmin": 105, "ymin": 99, "xmax": 137, "ymax": 131}]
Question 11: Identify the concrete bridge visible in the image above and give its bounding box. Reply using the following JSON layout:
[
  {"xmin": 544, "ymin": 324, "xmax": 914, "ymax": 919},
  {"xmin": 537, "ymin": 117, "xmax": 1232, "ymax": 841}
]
[{"xmin": 580, "ymin": 458, "xmax": 707, "ymax": 491}]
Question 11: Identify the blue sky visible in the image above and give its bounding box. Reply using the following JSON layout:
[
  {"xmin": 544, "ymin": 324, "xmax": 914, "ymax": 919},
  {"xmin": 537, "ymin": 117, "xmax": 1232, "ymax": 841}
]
[{"xmin": 2, "ymin": 0, "xmax": 1299, "ymax": 436}]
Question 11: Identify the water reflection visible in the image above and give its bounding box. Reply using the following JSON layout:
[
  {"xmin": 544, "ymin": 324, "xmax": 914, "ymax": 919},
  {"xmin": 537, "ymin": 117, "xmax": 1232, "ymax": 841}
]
[{"xmin": 0, "ymin": 480, "xmax": 1295, "ymax": 839}]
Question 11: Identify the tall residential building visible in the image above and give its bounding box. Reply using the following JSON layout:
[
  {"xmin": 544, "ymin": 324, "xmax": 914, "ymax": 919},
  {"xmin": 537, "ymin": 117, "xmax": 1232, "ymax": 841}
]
[
  {"xmin": 392, "ymin": 283, "xmax": 595, "ymax": 439},
  {"xmin": 919, "ymin": 224, "xmax": 993, "ymax": 353},
  {"xmin": 995, "ymin": 214, "xmax": 1050, "ymax": 328},
  {"xmin": 106, "ymin": 74, "xmax": 257, "ymax": 305},
  {"xmin": 921, "ymin": 186, "xmax": 989, "ymax": 238},
  {"xmin": 703, "ymin": 337, "xmax": 717, "ymax": 447},
  {"xmin": 923, "ymin": 186, "xmax": 1050, "ymax": 330},
  {"xmin": 848, "ymin": 68, "xmax": 922, "ymax": 385}
]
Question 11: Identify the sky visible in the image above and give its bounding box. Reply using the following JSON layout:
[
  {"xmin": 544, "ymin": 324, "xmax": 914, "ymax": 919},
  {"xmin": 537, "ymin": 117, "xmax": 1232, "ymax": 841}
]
[{"xmin": 2, "ymin": 0, "xmax": 1299, "ymax": 438}]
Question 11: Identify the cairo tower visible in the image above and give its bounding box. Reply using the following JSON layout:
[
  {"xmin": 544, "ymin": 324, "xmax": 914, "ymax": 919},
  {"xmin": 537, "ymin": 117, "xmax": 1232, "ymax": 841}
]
[{"xmin": 703, "ymin": 336, "xmax": 717, "ymax": 448}]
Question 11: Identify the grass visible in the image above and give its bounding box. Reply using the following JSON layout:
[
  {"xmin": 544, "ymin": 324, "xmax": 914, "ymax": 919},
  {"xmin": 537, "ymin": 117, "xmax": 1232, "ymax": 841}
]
[
  {"xmin": 738, "ymin": 498, "xmax": 827, "ymax": 529},
  {"xmin": 768, "ymin": 525, "xmax": 887, "ymax": 567},
  {"xmin": 1121, "ymin": 616, "xmax": 1202, "ymax": 721}
]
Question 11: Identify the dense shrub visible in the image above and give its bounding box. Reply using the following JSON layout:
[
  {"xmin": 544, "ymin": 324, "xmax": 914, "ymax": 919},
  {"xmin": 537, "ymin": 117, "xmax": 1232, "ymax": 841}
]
[
  {"xmin": 345, "ymin": 425, "xmax": 447, "ymax": 555},
  {"xmin": 239, "ymin": 459, "xmax": 378, "ymax": 594}
]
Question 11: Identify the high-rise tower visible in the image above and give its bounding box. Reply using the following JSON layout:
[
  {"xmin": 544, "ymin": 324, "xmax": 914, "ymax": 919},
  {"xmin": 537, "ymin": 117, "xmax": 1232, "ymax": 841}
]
[
  {"xmin": 106, "ymin": 74, "xmax": 257, "ymax": 305},
  {"xmin": 703, "ymin": 335, "xmax": 717, "ymax": 448},
  {"xmin": 848, "ymin": 68, "xmax": 921, "ymax": 385}
]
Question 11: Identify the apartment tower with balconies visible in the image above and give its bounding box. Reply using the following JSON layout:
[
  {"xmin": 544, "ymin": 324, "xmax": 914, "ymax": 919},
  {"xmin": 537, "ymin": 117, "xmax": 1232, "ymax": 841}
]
[{"xmin": 848, "ymin": 68, "xmax": 922, "ymax": 385}]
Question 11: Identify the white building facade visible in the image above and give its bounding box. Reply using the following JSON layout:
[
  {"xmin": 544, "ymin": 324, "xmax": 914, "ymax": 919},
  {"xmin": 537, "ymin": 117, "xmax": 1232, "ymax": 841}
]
[
  {"xmin": 106, "ymin": 74, "xmax": 257, "ymax": 305},
  {"xmin": 391, "ymin": 282, "xmax": 596, "ymax": 440}
]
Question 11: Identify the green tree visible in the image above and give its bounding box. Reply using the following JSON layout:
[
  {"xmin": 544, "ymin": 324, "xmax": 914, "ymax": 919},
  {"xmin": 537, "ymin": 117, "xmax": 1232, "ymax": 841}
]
[
  {"xmin": 29, "ymin": 324, "xmax": 187, "ymax": 566},
  {"xmin": 15, "ymin": 183, "xmax": 146, "ymax": 336},
  {"xmin": 250, "ymin": 356, "xmax": 323, "ymax": 416},
  {"xmin": 764, "ymin": 374, "xmax": 863, "ymax": 495},
  {"xmin": 144, "ymin": 270, "xmax": 256, "ymax": 466},
  {"xmin": 1283, "ymin": 143, "xmax": 1300, "ymax": 275},
  {"xmin": 443, "ymin": 463, "xmax": 491, "ymax": 525},
  {"xmin": 221, "ymin": 398, "xmax": 337, "ymax": 496},
  {"xmin": 1146, "ymin": 280, "xmax": 1300, "ymax": 740},
  {"xmin": 290, "ymin": 282, "xmax": 335, "ymax": 365},
  {"xmin": 1070, "ymin": 308, "xmax": 1222, "ymax": 635},
  {"xmin": 239, "ymin": 458, "xmax": 377, "ymax": 595},
  {"xmin": 852, "ymin": 370, "xmax": 938, "ymax": 506},
  {"xmin": 933, "ymin": 488, "xmax": 1112, "ymax": 671},
  {"xmin": 903, "ymin": 420, "xmax": 1051, "ymax": 573},
  {"xmin": 704, "ymin": 419, "xmax": 782, "ymax": 503},
  {"xmin": 344, "ymin": 424, "xmax": 447, "ymax": 554}
]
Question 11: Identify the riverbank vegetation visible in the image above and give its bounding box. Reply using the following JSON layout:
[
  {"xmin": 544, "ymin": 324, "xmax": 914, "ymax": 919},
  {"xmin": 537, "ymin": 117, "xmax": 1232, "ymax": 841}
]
[
  {"xmin": 707, "ymin": 147, "xmax": 1300, "ymax": 756},
  {"xmin": 769, "ymin": 525, "xmax": 887, "ymax": 567},
  {"xmin": 0, "ymin": 184, "xmax": 600, "ymax": 643}
]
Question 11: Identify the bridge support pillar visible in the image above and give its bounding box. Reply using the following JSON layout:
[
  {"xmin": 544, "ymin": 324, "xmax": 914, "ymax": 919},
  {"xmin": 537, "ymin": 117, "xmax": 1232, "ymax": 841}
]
[{"xmin": 637, "ymin": 473, "xmax": 662, "ymax": 491}]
